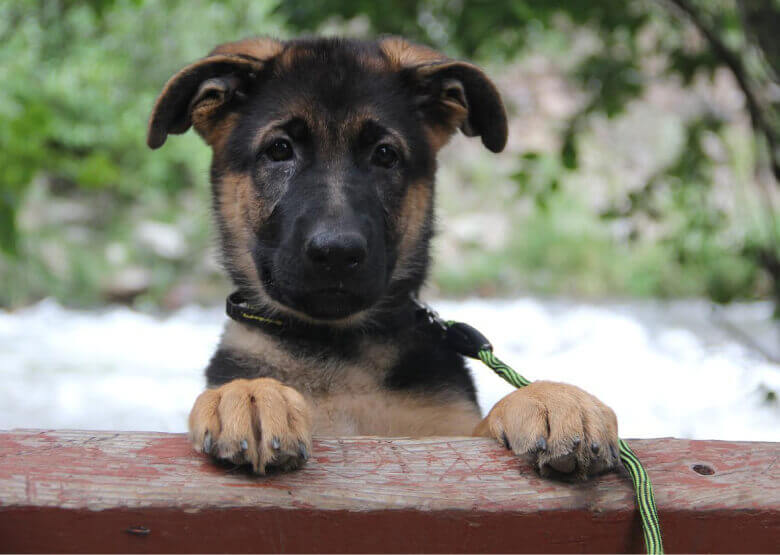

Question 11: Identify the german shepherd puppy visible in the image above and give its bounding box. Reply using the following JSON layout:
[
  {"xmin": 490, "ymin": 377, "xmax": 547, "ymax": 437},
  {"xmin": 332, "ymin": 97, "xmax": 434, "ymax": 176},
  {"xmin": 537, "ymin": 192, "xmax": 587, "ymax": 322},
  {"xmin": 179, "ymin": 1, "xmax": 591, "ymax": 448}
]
[{"xmin": 148, "ymin": 36, "xmax": 618, "ymax": 480}]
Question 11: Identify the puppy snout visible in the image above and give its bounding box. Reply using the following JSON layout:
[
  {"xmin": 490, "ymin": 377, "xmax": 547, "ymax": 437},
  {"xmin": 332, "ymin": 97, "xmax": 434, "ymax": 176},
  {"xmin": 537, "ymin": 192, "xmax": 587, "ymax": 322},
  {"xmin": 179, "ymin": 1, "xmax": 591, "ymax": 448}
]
[{"xmin": 304, "ymin": 231, "xmax": 367, "ymax": 275}]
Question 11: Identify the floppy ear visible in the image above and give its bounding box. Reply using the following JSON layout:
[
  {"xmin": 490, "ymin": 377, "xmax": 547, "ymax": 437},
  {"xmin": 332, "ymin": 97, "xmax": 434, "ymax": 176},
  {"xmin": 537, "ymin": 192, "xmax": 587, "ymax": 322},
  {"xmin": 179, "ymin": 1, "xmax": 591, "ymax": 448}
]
[
  {"xmin": 381, "ymin": 38, "xmax": 507, "ymax": 153},
  {"xmin": 412, "ymin": 61, "xmax": 508, "ymax": 152},
  {"xmin": 146, "ymin": 55, "xmax": 265, "ymax": 149}
]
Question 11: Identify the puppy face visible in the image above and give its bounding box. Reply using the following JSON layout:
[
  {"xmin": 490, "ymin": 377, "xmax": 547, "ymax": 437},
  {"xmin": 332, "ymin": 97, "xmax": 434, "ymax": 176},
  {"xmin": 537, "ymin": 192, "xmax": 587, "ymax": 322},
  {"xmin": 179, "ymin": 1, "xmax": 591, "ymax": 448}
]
[{"xmin": 148, "ymin": 37, "xmax": 507, "ymax": 323}]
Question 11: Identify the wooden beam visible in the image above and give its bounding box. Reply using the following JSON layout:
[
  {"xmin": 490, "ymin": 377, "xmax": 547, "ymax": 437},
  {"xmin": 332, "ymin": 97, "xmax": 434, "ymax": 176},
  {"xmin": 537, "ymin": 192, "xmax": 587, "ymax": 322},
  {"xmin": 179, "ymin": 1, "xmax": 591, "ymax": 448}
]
[{"xmin": 0, "ymin": 430, "xmax": 777, "ymax": 553}]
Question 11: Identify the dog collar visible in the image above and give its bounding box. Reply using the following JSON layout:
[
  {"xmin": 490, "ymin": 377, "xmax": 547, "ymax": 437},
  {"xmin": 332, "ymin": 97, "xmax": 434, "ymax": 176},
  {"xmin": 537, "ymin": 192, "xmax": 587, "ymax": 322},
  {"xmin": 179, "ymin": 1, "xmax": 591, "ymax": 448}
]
[
  {"xmin": 226, "ymin": 291, "xmax": 286, "ymax": 331},
  {"xmin": 225, "ymin": 290, "xmax": 431, "ymax": 340},
  {"xmin": 225, "ymin": 290, "xmax": 495, "ymax": 357}
]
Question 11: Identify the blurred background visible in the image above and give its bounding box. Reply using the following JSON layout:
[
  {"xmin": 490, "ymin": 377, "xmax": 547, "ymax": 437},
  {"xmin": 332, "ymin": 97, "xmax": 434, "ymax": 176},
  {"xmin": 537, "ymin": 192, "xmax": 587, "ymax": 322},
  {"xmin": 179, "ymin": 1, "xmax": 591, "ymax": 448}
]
[{"xmin": 1, "ymin": 0, "xmax": 778, "ymax": 441}]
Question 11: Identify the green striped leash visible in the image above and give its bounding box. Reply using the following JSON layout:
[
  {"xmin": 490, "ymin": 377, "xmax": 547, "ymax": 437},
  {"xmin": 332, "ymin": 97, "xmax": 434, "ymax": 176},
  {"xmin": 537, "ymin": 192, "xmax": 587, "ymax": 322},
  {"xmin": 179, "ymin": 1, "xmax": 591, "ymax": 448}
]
[{"xmin": 416, "ymin": 303, "xmax": 664, "ymax": 554}]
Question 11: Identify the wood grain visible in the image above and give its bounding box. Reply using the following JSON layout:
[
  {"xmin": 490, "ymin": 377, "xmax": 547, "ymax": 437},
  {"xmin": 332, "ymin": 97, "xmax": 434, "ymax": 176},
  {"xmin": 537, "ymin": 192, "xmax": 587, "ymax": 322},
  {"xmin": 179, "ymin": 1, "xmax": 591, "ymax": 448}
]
[{"xmin": 0, "ymin": 430, "xmax": 777, "ymax": 553}]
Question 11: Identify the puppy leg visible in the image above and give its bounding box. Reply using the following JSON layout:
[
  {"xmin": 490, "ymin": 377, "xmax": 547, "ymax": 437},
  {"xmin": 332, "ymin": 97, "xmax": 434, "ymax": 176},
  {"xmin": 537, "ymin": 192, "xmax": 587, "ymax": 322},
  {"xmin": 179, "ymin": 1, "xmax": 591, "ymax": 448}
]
[
  {"xmin": 474, "ymin": 381, "xmax": 618, "ymax": 480},
  {"xmin": 189, "ymin": 377, "xmax": 312, "ymax": 474}
]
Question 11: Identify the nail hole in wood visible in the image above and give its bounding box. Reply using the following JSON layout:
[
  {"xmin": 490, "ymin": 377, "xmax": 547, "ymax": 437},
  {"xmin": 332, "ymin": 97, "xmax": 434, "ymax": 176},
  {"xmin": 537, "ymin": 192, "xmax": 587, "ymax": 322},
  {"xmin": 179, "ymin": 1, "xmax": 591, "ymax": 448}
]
[{"xmin": 692, "ymin": 463, "xmax": 715, "ymax": 475}]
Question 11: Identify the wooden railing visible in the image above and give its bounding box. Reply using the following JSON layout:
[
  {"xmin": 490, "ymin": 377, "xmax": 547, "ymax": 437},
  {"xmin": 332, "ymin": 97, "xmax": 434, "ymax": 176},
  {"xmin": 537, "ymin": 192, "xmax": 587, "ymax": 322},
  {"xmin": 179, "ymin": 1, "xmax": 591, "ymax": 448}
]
[{"xmin": 0, "ymin": 430, "xmax": 777, "ymax": 553}]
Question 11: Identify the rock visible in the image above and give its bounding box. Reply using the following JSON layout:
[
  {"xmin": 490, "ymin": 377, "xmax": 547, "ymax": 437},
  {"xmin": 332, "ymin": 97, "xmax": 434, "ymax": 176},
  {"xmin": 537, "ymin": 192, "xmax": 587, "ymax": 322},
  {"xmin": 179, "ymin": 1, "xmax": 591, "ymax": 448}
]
[
  {"xmin": 102, "ymin": 267, "xmax": 151, "ymax": 304},
  {"xmin": 135, "ymin": 221, "xmax": 187, "ymax": 260}
]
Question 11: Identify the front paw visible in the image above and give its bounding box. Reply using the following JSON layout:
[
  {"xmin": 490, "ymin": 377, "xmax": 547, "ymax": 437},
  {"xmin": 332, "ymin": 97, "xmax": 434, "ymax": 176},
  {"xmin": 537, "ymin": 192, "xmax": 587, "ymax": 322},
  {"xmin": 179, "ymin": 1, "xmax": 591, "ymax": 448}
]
[
  {"xmin": 188, "ymin": 378, "xmax": 312, "ymax": 474},
  {"xmin": 479, "ymin": 381, "xmax": 619, "ymax": 480}
]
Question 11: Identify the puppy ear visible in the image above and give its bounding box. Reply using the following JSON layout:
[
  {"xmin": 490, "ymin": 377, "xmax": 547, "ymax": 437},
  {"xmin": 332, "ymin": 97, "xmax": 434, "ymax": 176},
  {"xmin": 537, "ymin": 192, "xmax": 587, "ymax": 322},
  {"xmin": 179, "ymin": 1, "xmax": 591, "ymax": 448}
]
[
  {"xmin": 380, "ymin": 37, "xmax": 507, "ymax": 152},
  {"xmin": 411, "ymin": 61, "xmax": 508, "ymax": 152},
  {"xmin": 147, "ymin": 55, "xmax": 264, "ymax": 149}
]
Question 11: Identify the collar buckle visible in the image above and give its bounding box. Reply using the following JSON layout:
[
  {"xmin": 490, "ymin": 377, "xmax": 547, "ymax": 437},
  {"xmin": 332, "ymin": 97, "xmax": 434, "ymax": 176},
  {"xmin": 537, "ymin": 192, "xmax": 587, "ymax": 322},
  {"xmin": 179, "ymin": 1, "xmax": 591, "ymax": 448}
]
[{"xmin": 410, "ymin": 295, "xmax": 449, "ymax": 333}]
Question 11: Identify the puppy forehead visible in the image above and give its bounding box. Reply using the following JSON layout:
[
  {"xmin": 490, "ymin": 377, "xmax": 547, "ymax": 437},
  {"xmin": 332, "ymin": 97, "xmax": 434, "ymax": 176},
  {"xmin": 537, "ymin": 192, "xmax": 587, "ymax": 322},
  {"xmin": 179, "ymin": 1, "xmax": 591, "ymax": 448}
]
[{"xmin": 247, "ymin": 61, "xmax": 411, "ymax": 144}]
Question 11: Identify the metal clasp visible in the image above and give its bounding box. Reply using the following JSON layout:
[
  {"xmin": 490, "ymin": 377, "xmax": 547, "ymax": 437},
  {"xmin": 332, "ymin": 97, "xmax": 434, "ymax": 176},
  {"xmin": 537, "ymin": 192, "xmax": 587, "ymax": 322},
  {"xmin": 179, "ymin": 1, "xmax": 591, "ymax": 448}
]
[{"xmin": 410, "ymin": 295, "xmax": 449, "ymax": 333}]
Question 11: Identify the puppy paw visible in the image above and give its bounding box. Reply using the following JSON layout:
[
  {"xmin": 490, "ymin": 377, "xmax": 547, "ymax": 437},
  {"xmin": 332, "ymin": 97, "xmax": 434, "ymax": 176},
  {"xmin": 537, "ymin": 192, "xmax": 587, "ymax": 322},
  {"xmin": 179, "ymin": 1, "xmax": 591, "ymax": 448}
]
[
  {"xmin": 188, "ymin": 378, "xmax": 312, "ymax": 474},
  {"xmin": 479, "ymin": 381, "xmax": 619, "ymax": 480}
]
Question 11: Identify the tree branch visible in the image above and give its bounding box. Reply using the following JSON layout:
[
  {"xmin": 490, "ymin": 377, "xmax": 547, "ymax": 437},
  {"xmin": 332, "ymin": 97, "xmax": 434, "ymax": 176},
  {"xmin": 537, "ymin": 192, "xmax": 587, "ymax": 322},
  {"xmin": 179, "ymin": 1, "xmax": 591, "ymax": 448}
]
[{"xmin": 664, "ymin": 0, "xmax": 779, "ymax": 182}]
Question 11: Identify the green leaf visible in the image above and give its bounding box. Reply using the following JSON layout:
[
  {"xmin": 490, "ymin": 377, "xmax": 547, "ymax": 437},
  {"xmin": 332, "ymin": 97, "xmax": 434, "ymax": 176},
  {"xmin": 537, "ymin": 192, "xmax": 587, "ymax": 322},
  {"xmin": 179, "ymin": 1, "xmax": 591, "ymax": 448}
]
[
  {"xmin": 0, "ymin": 193, "xmax": 18, "ymax": 256},
  {"xmin": 561, "ymin": 132, "xmax": 578, "ymax": 170}
]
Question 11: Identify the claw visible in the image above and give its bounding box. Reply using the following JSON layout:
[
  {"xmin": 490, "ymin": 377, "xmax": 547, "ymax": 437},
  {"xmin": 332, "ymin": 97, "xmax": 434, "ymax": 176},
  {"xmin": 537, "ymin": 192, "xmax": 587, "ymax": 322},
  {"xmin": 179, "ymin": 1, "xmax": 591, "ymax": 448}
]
[
  {"xmin": 203, "ymin": 433, "xmax": 213, "ymax": 454},
  {"xmin": 240, "ymin": 439, "xmax": 248, "ymax": 451},
  {"xmin": 271, "ymin": 437, "xmax": 281, "ymax": 450},
  {"xmin": 298, "ymin": 441, "xmax": 309, "ymax": 461},
  {"xmin": 590, "ymin": 441, "xmax": 600, "ymax": 454},
  {"xmin": 535, "ymin": 437, "xmax": 548, "ymax": 452},
  {"xmin": 572, "ymin": 436, "xmax": 581, "ymax": 448}
]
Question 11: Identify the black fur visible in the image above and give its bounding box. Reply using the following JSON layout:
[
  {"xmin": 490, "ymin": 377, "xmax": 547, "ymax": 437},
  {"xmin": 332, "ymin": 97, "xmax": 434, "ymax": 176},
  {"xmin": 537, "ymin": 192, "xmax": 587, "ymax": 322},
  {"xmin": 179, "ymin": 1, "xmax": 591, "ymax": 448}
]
[
  {"xmin": 206, "ymin": 348, "xmax": 265, "ymax": 385},
  {"xmin": 383, "ymin": 327, "xmax": 478, "ymax": 403}
]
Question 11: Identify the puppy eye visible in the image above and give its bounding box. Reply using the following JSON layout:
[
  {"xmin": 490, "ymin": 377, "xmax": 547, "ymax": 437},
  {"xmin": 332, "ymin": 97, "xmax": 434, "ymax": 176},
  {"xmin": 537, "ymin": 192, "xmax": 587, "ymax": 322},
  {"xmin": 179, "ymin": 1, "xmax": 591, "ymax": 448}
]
[
  {"xmin": 371, "ymin": 144, "xmax": 399, "ymax": 168},
  {"xmin": 266, "ymin": 139, "xmax": 293, "ymax": 162}
]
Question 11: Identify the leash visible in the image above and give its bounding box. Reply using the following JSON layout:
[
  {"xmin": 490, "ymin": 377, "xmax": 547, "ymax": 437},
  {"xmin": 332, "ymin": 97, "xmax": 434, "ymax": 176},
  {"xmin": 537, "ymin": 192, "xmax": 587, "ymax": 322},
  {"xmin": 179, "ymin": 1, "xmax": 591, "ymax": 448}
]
[
  {"xmin": 226, "ymin": 291, "xmax": 663, "ymax": 553},
  {"xmin": 415, "ymin": 300, "xmax": 664, "ymax": 555}
]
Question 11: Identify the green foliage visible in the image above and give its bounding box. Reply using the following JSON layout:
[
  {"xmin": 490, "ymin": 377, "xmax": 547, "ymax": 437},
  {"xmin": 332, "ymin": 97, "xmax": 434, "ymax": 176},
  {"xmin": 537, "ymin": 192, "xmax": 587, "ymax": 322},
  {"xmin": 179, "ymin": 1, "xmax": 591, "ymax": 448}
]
[
  {"xmin": 0, "ymin": 0, "xmax": 287, "ymax": 306},
  {"xmin": 278, "ymin": 0, "xmax": 649, "ymax": 60},
  {"xmin": 0, "ymin": 0, "xmax": 285, "ymax": 251},
  {"xmin": 432, "ymin": 190, "xmax": 759, "ymax": 300}
]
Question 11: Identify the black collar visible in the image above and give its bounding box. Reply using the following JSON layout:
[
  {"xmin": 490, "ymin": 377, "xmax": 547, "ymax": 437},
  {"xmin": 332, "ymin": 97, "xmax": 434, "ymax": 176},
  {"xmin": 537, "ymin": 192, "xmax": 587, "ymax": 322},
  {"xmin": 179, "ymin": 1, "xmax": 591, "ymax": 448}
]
[
  {"xmin": 226, "ymin": 291, "xmax": 286, "ymax": 332},
  {"xmin": 225, "ymin": 290, "xmax": 492, "ymax": 357},
  {"xmin": 225, "ymin": 290, "xmax": 428, "ymax": 341}
]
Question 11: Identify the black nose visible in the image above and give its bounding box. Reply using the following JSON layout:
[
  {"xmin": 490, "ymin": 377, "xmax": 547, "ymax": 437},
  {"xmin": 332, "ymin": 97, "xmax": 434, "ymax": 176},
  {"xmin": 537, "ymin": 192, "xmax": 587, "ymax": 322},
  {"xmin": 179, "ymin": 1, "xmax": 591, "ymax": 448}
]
[{"xmin": 305, "ymin": 231, "xmax": 367, "ymax": 274}]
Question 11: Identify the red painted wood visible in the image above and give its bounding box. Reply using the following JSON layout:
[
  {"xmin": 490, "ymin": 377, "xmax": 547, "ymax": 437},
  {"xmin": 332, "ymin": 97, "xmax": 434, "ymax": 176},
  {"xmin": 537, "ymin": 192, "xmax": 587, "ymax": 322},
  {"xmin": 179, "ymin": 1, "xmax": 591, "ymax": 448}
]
[{"xmin": 0, "ymin": 430, "xmax": 777, "ymax": 553}]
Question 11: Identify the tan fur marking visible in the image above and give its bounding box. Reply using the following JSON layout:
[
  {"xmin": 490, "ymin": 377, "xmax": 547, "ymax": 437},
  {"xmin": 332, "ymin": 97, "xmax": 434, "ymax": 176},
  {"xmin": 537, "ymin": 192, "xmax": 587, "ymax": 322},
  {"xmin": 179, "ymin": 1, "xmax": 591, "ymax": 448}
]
[
  {"xmin": 352, "ymin": 114, "xmax": 411, "ymax": 157},
  {"xmin": 277, "ymin": 44, "xmax": 316, "ymax": 72},
  {"xmin": 217, "ymin": 173, "xmax": 257, "ymax": 236},
  {"xmin": 424, "ymin": 115, "xmax": 466, "ymax": 152},
  {"xmin": 356, "ymin": 50, "xmax": 389, "ymax": 71},
  {"xmin": 391, "ymin": 179, "xmax": 432, "ymax": 282},
  {"xmin": 423, "ymin": 85, "xmax": 470, "ymax": 151},
  {"xmin": 220, "ymin": 321, "xmax": 399, "ymax": 394},
  {"xmin": 216, "ymin": 172, "xmax": 261, "ymax": 287},
  {"xmin": 195, "ymin": 111, "xmax": 238, "ymax": 150},
  {"xmin": 379, "ymin": 37, "xmax": 446, "ymax": 69},
  {"xmin": 250, "ymin": 110, "xmax": 322, "ymax": 153},
  {"xmin": 211, "ymin": 37, "xmax": 284, "ymax": 60}
]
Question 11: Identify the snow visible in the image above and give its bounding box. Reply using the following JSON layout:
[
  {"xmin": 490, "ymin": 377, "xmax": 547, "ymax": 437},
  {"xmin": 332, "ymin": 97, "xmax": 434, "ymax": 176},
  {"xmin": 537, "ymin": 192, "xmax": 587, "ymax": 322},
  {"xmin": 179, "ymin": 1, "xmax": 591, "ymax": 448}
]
[{"xmin": 1, "ymin": 297, "xmax": 778, "ymax": 441}]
